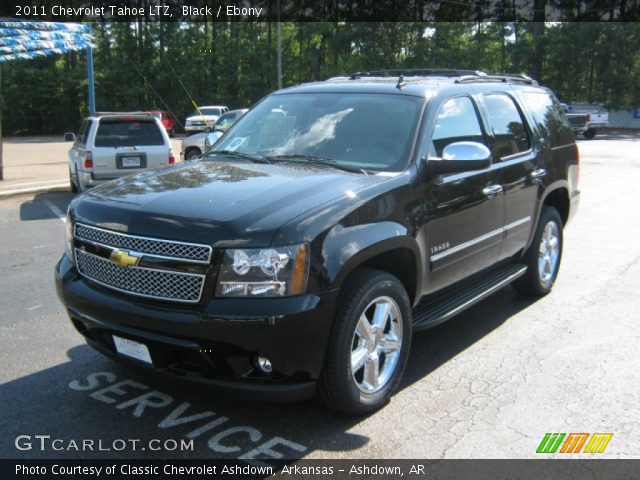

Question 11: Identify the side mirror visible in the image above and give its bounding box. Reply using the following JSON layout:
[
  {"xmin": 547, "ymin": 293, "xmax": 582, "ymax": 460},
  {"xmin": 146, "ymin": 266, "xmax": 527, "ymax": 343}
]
[
  {"xmin": 64, "ymin": 132, "xmax": 76, "ymax": 142},
  {"xmin": 427, "ymin": 141, "xmax": 492, "ymax": 174},
  {"xmin": 204, "ymin": 126, "xmax": 212, "ymax": 133}
]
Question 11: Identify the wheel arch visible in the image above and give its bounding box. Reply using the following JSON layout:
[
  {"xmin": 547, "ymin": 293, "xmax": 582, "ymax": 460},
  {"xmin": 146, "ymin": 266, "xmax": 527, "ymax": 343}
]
[
  {"xmin": 542, "ymin": 186, "xmax": 570, "ymax": 227},
  {"xmin": 330, "ymin": 235, "xmax": 423, "ymax": 307}
]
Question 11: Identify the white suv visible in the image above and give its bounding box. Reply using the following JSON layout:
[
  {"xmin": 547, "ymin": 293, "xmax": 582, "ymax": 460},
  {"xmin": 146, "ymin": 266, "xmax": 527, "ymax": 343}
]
[
  {"xmin": 66, "ymin": 113, "xmax": 177, "ymax": 193},
  {"xmin": 184, "ymin": 105, "xmax": 228, "ymax": 135}
]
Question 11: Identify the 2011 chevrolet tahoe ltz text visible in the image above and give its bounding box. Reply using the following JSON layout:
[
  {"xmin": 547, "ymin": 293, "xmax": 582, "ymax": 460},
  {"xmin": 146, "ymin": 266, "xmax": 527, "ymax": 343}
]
[{"xmin": 56, "ymin": 69, "xmax": 580, "ymax": 414}]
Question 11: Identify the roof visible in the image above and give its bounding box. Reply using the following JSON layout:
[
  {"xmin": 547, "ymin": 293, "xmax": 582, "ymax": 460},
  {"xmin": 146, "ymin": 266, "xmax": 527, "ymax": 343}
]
[{"xmin": 277, "ymin": 69, "xmax": 542, "ymax": 97}]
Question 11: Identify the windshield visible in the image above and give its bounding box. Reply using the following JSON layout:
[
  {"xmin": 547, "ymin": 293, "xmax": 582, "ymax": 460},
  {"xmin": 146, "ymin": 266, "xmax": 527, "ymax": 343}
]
[
  {"xmin": 211, "ymin": 93, "xmax": 422, "ymax": 172},
  {"xmin": 194, "ymin": 108, "xmax": 222, "ymax": 116},
  {"xmin": 95, "ymin": 119, "xmax": 164, "ymax": 147},
  {"xmin": 214, "ymin": 113, "xmax": 237, "ymax": 131}
]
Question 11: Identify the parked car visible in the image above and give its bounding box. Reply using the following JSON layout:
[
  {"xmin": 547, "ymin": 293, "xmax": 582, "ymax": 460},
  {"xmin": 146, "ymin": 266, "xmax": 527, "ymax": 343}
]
[
  {"xmin": 149, "ymin": 110, "xmax": 179, "ymax": 137},
  {"xmin": 181, "ymin": 109, "xmax": 248, "ymax": 160},
  {"xmin": 65, "ymin": 112, "xmax": 177, "ymax": 193},
  {"xmin": 561, "ymin": 104, "xmax": 590, "ymax": 137},
  {"xmin": 184, "ymin": 105, "xmax": 229, "ymax": 135},
  {"xmin": 57, "ymin": 70, "xmax": 579, "ymax": 414},
  {"xmin": 566, "ymin": 103, "xmax": 609, "ymax": 139}
]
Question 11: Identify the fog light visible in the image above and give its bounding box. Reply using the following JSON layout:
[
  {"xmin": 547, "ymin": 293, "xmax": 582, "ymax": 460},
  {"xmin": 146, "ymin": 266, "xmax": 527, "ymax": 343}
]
[{"xmin": 256, "ymin": 356, "xmax": 273, "ymax": 373}]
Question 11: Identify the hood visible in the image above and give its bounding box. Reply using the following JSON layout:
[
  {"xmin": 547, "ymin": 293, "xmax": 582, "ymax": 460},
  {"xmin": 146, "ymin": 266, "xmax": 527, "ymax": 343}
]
[
  {"xmin": 71, "ymin": 161, "xmax": 389, "ymax": 247},
  {"xmin": 182, "ymin": 132, "xmax": 207, "ymax": 148}
]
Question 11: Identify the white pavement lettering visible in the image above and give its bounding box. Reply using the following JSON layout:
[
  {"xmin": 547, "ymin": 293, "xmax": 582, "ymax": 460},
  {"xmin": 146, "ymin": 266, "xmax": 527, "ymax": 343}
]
[{"xmin": 68, "ymin": 371, "xmax": 308, "ymax": 458}]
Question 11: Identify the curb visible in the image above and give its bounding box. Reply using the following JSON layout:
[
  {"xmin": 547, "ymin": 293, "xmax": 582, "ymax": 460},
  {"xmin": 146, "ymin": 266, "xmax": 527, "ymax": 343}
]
[{"xmin": 0, "ymin": 183, "xmax": 70, "ymax": 199}]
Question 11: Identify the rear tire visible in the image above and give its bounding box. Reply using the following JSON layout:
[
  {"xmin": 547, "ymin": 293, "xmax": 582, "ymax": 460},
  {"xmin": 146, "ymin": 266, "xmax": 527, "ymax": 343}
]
[
  {"xmin": 513, "ymin": 206, "xmax": 563, "ymax": 296},
  {"xmin": 319, "ymin": 269, "xmax": 412, "ymax": 415},
  {"xmin": 69, "ymin": 169, "xmax": 78, "ymax": 194}
]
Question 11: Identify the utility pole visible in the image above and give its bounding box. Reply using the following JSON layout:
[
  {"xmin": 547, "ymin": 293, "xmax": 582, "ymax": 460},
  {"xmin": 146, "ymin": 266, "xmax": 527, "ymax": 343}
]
[
  {"xmin": 0, "ymin": 63, "xmax": 3, "ymax": 181},
  {"xmin": 87, "ymin": 24, "xmax": 96, "ymax": 115},
  {"xmin": 276, "ymin": 0, "xmax": 282, "ymax": 89}
]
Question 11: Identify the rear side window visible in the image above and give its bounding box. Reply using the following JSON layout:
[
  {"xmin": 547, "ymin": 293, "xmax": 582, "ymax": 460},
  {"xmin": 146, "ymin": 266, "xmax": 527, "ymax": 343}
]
[
  {"xmin": 75, "ymin": 120, "xmax": 93, "ymax": 145},
  {"xmin": 519, "ymin": 91, "xmax": 572, "ymax": 147},
  {"xmin": 94, "ymin": 120, "xmax": 164, "ymax": 147},
  {"xmin": 483, "ymin": 94, "xmax": 530, "ymax": 158},
  {"xmin": 431, "ymin": 96, "xmax": 486, "ymax": 157}
]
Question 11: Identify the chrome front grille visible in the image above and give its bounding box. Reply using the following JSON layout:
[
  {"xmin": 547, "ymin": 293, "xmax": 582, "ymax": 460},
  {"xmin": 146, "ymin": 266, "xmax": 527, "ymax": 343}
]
[
  {"xmin": 74, "ymin": 223, "xmax": 211, "ymax": 263},
  {"xmin": 75, "ymin": 249, "xmax": 205, "ymax": 303}
]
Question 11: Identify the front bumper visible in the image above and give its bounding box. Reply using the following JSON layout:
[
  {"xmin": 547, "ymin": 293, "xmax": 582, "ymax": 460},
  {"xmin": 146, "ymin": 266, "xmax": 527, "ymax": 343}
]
[{"xmin": 55, "ymin": 255, "xmax": 337, "ymax": 401}]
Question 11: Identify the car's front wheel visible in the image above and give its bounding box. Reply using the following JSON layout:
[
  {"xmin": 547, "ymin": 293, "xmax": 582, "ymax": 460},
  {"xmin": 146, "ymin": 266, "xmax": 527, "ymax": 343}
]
[
  {"xmin": 319, "ymin": 269, "xmax": 412, "ymax": 415},
  {"xmin": 185, "ymin": 148, "xmax": 201, "ymax": 161}
]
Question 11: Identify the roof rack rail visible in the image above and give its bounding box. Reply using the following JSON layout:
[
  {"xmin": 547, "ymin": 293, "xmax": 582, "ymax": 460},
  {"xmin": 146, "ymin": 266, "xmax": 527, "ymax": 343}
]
[
  {"xmin": 455, "ymin": 73, "xmax": 538, "ymax": 85},
  {"xmin": 347, "ymin": 68, "xmax": 486, "ymax": 80}
]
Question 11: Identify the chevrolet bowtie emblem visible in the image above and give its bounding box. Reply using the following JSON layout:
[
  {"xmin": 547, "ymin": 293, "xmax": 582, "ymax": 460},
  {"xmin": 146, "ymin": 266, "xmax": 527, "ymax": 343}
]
[{"xmin": 109, "ymin": 249, "xmax": 141, "ymax": 267}]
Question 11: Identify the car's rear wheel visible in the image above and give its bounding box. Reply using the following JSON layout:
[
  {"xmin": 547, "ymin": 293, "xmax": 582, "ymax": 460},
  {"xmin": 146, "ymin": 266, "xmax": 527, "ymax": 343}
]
[
  {"xmin": 69, "ymin": 168, "xmax": 78, "ymax": 194},
  {"xmin": 514, "ymin": 206, "xmax": 563, "ymax": 296},
  {"xmin": 319, "ymin": 269, "xmax": 412, "ymax": 415}
]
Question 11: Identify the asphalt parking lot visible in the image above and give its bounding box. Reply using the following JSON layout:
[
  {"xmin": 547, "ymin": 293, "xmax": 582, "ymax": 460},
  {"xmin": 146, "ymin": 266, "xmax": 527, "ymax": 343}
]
[{"xmin": 0, "ymin": 134, "xmax": 639, "ymax": 460}]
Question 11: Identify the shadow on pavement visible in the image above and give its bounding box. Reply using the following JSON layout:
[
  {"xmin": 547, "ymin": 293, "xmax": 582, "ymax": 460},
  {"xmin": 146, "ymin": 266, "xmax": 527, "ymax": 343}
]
[
  {"xmin": 577, "ymin": 130, "xmax": 640, "ymax": 141},
  {"xmin": 3, "ymin": 136, "xmax": 68, "ymax": 144},
  {"xmin": 19, "ymin": 191, "xmax": 74, "ymax": 221}
]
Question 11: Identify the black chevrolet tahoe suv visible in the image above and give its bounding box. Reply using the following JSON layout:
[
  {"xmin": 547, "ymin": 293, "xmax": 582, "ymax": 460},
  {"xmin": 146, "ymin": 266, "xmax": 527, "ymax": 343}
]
[{"xmin": 56, "ymin": 69, "xmax": 580, "ymax": 414}]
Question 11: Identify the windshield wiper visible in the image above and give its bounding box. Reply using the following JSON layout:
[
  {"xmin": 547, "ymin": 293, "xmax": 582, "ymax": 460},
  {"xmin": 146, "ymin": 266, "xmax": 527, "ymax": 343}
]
[
  {"xmin": 265, "ymin": 154, "xmax": 368, "ymax": 174},
  {"xmin": 204, "ymin": 150, "xmax": 271, "ymax": 164}
]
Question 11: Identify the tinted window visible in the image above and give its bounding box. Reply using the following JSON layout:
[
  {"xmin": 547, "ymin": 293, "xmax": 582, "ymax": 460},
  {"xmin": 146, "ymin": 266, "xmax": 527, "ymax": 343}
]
[
  {"xmin": 483, "ymin": 94, "xmax": 530, "ymax": 158},
  {"xmin": 520, "ymin": 92, "xmax": 572, "ymax": 147},
  {"xmin": 200, "ymin": 108, "xmax": 222, "ymax": 116},
  {"xmin": 212, "ymin": 93, "xmax": 422, "ymax": 172},
  {"xmin": 75, "ymin": 120, "xmax": 92, "ymax": 145},
  {"xmin": 95, "ymin": 120, "xmax": 164, "ymax": 147},
  {"xmin": 431, "ymin": 96, "xmax": 485, "ymax": 157}
]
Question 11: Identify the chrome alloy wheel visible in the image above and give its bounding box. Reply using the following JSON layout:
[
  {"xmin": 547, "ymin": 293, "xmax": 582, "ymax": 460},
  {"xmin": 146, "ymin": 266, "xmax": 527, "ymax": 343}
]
[
  {"xmin": 350, "ymin": 296, "xmax": 403, "ymax": 394},
  {"xmin": 538, "ymin": 221, "xmax": 560, "ymax": 288}
]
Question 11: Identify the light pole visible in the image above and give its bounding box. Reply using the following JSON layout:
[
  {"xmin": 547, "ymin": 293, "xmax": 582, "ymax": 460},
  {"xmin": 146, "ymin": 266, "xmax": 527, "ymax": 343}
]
[{"xmin": 276, "ymin": 0, "xmax": 282, "ymax": 89}]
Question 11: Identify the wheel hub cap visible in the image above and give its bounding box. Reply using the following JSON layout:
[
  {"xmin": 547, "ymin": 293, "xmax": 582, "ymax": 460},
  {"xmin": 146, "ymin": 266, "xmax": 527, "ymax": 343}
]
[
  {"xmin": 538, "ymin": 221, "xmax": 560, "ymax": 288},
  {"xmin": 350, "ymin": 296, "xmax": 403, "ymax": 394}
]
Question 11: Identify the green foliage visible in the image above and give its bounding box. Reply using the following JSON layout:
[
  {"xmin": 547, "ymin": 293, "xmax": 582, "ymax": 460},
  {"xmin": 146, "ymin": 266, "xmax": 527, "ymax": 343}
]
[{"xmin": 1, "ymin": 21, "xmax": 639, "ymax": 134}]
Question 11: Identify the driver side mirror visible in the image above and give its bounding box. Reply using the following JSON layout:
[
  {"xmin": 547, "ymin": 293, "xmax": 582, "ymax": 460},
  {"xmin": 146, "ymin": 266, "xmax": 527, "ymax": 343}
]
[
  {"xmin": 64, "ymin": 132, "xmax": 76, "ymax": 142},
  {"xmin": 427, "ymin": 141, "xmax": 492, "ymax": 174}
]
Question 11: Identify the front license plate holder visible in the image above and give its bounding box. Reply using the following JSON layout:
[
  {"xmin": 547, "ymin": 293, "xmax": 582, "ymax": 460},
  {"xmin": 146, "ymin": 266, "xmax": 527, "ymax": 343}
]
[{"xmin": 112, "ymin": 335, "xmax": 153, "ymax": 365}]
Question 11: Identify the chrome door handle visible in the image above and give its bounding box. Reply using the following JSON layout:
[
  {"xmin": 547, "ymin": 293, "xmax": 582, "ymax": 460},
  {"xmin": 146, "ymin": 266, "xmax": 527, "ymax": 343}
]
[
  {"xmin": 530, "ymin": 168, "xmax": 547, "ymax": 180},
  {"xmin": 482, "ymin": 184, "xmax": 503, "ymax": 196}
]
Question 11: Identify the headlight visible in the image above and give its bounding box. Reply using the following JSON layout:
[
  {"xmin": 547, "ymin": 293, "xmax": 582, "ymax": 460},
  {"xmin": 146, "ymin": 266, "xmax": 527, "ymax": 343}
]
[
  {"xmin": 216, "ymin": 243, "xmax": 309, "ymax": 297},
  {"xmin": 65, "ymin": 210, "xmax": 75, "ymax": 264}
]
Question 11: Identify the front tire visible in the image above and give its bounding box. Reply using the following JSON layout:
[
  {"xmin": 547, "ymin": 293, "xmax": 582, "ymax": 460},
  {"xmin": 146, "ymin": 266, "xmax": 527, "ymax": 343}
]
[
  {"xmin": 583, "ymin": 129, "xmax": 597, "ymax": 139},
  {"xmin": 185, "ymin": 148, "xmax": 201, "ymax": 161},
  {"xmin": 514, "ymin": 206, "xmax": 563, "ymax": 296},
  {"xmin": 319, "ymin": 269, "xmax": 412, "ymax": 415}
]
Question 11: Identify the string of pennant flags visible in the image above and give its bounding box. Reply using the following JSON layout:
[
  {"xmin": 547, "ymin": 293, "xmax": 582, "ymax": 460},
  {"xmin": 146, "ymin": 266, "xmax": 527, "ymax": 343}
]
[{"xmin": 0, "ymin": 20, "xmax": 92, "ymax": 63}]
